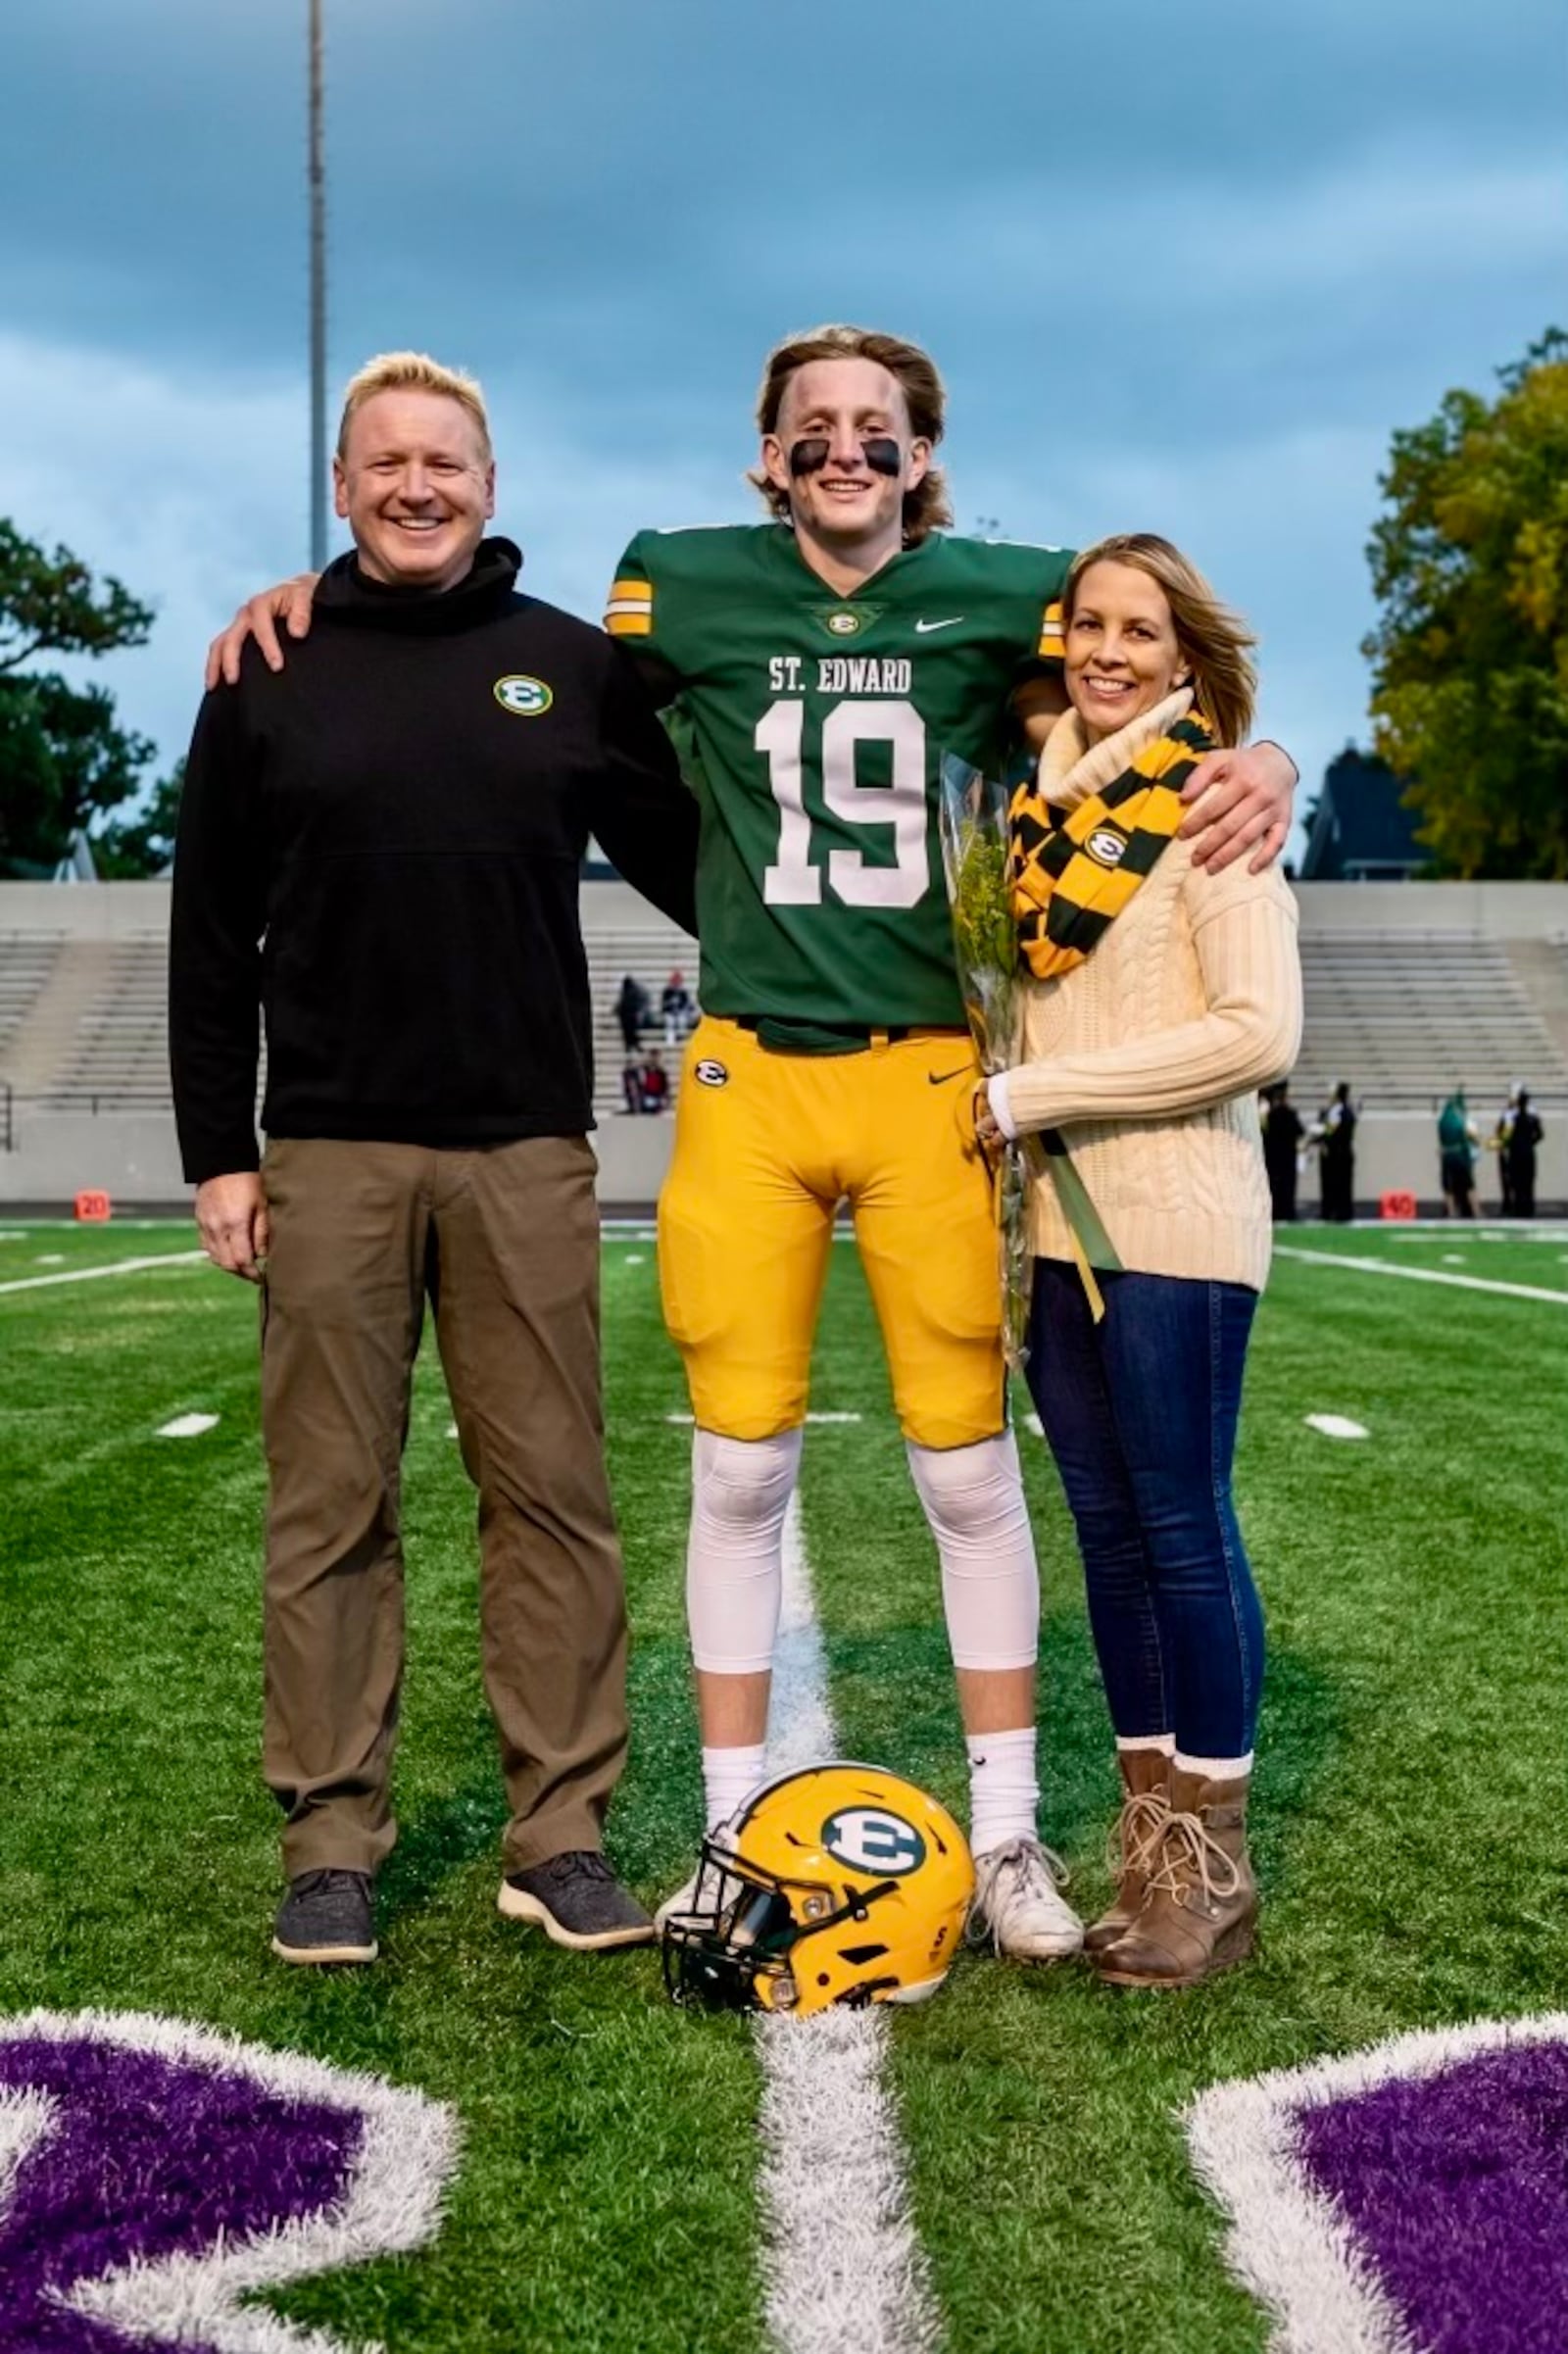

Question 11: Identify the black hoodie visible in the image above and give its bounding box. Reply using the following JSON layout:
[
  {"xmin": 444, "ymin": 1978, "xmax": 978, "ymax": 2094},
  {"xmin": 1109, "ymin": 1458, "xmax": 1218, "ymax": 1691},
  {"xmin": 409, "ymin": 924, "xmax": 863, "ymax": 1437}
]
[{"xmin": 170, "ymin": 539, "xmax": 697, "ymax": 1183}]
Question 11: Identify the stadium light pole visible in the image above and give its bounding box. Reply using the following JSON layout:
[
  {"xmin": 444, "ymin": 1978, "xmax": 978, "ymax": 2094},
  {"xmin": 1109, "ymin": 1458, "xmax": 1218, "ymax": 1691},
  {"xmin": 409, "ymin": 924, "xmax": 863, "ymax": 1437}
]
[{"xmin": 308, "ymin": 0, "xmax": 328, "ymax": 571}]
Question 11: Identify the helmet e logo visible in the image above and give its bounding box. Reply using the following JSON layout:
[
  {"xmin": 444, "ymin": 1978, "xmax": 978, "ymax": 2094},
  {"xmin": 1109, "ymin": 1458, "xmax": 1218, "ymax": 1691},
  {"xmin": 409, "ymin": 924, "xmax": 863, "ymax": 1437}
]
[
  {"xmin": 1086, "ymin": 826, "xmax": 1127, "ymax": 866},
  {"xmin": 821, "ymin": 1807, "xmax": 927, "ymax": 1876},
  {"xmin": 494, "ymin": 674, "xmax": 554, "ymax": 717}
]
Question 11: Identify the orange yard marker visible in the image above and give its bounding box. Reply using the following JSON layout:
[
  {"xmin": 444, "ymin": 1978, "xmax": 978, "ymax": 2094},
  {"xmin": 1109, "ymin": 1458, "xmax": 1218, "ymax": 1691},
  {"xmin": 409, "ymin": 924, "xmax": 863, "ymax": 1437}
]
[
  {"xmin": 1379, "ymin": 1191, "xmax": 1417, "ymax": 1221},
  {"xmin": 74, "ymin": 1190, "xmax": 112, "ymax": 1223}
]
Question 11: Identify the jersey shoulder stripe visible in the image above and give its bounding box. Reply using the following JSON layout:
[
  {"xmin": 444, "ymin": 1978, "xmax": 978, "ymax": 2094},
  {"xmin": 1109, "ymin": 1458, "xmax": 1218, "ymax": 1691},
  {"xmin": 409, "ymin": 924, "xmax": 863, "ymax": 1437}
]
[
  {"xmin": 1039, "ymin": 599, "xmax": 1065, "ymax": 661},
  {"xmin": 604, "ymin": 576, "xmax": 653, "ymax": 637}
]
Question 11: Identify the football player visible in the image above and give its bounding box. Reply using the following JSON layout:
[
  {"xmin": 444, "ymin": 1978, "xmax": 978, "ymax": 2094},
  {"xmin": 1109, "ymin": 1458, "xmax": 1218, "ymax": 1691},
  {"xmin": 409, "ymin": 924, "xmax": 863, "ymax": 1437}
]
[
  {"xmin": 604, "ymin": 327, "xmax": 1294, "ymax": 1959},
  {"xmin": 206, "ymin": 324, "xmax": 1297, "ymax": 1961}
]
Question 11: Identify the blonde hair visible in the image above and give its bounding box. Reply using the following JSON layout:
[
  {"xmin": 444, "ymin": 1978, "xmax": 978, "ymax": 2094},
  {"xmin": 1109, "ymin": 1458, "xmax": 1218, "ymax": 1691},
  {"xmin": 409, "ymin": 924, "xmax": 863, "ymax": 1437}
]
[
  {"xmin": 1065, "ymin": 533, "xmax": 1258, "ymax": 749},
  {"xmin": 747, "ymin": 323, "xmax": 954, "ymax": 544},
  {"xmin": 336, "ymin": 351, "xmax": 492, "ymax": 464}
]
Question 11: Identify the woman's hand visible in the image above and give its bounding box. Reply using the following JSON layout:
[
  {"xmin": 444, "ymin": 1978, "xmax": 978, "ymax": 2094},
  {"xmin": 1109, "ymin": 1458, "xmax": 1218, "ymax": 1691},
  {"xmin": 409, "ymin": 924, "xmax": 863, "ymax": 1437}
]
[{"xmin": 975, "ymin": 1073, "xmax": 1019, "ymax": 1159}]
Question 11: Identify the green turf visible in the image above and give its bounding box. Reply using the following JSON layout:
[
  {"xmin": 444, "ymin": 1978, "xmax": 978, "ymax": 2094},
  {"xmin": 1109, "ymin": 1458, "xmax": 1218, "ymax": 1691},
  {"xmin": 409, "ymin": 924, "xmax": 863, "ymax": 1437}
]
[
  {"xmin": 1274, "ymin": 1221, "xmax": 1568, "ymax": 1293},
  {"xmin": 2, "ymin": 1227, "xmax": 1565, "ymax": 2350},
  {"xmin": 0, "ymin": 1242, "xmax": 761, "ymax": 2354},
  {"xmin": 799, "ymin": 1239, "xmax": 1568, "ymax": 2354}
]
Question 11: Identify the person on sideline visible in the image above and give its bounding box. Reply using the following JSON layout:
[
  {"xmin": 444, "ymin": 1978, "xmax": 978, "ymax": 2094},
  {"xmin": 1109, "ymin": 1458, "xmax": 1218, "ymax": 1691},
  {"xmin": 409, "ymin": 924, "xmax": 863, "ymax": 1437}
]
[
  {"xmin": 1260, "ymin": 1080, "xmax": 1304, "ymax": 1222},
  {"xmin": 171, "ymin": 353, "xmax": 698, "ymax": 1966},
  {"xmin": 1488, "ymin": 1084, "xmax": 1520, "ymax": 1214},
  {"xmin": 204, "ymin": 325, "xmax": 1298, "ymax": 1965},
  {"xmin": 1317, "ymin": 1083, "xmax": 1357, "ymax": 1222},
  {"xmin": 980, "ymin": 533, "xmax": 1302, "ymax": 1988},
  {"xmin": 1506, "ymin": 1087, "xmax": 1544, "ymax": 1217},
  {"xmin": 1438, "ymin": 1087, "xmax": 1478, "ymax": 1217}
]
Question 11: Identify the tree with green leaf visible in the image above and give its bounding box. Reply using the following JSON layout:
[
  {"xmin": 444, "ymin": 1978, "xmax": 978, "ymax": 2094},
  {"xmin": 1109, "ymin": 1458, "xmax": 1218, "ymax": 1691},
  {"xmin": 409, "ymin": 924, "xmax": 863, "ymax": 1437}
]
[
  {"xmin": 0, "ymin": 519, "xmax": 162, "ymax": 872},
  {"xmin": 1364, "ymin": 329, "xmax": 1568, "ymax": 878},
  {"xmin": 94, "ymin": 760, "xmax": 184, "ymax": 879}
]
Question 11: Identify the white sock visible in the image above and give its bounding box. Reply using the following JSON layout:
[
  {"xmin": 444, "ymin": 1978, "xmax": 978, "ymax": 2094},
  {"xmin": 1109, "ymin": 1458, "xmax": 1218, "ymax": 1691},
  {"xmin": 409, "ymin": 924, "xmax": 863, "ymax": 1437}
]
[
  {"xmin": 965, "ymin": 1727, "xmax": 1039, "ymax": 1856},
  {"xmin": 701, "ymin": 1742, "xmax": 768, "ymax": 1835},
  {"xmin": 1173, "ymin": 1749, "xmax": 1252, "ymax": 1782}
]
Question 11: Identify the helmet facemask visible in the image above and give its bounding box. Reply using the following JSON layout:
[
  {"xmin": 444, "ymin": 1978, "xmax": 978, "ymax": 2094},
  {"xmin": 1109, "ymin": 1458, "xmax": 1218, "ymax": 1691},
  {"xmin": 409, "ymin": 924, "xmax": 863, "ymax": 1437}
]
[{"xmin": 662, "ymin": 1836, "xmax": 902, "ymax": 2015}]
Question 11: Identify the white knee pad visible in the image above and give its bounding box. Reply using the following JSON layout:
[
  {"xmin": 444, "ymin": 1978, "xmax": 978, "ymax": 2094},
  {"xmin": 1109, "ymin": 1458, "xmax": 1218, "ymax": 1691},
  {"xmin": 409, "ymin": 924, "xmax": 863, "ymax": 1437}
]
[
  {"xmin": 906, "ymin": 1432, "xmax": 1039, "ymax": 1672},
  {"xmin": 686, "ymin": 1427, "xmax": 803, "ymax": 1675}
]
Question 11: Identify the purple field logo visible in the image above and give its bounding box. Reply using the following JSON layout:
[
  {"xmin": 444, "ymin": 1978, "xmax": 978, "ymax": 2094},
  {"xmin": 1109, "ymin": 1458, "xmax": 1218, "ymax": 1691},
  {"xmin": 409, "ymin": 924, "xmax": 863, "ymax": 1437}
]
[
  {"xmin": 1186, "ymin": 2012, "xmax": 1568, "ymax": 2354},
  {"xmin": 0, "ymin": 2008, "xmax": 459, "ymax": 2351}
]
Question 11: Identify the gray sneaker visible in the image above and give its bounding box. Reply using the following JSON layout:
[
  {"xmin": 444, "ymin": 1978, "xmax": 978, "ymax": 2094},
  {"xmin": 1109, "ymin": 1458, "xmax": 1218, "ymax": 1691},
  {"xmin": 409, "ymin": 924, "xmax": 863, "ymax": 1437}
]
[
  {"xmin": 271, "ymin": 1869, "xmax": 377, "ymax": 1965},
  {"xmin": 498, "ymin": 1850, "xmax": 655, "ymax": 1951}
]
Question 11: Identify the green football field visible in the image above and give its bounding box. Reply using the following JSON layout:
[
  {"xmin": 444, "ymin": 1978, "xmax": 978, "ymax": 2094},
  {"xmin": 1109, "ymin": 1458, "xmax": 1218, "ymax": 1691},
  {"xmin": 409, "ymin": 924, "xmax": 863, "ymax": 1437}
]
[{"xmin": 2, "ymin": 1215, "xmax": 1566, "ymax": 2352}]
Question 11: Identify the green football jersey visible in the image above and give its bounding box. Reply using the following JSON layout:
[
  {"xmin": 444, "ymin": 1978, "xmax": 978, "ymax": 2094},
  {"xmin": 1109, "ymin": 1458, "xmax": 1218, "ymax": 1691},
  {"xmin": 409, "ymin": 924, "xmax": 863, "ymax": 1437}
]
[{"xmin": 605, "ymin": 524, "xmax": 1071, "ymax": 1027}]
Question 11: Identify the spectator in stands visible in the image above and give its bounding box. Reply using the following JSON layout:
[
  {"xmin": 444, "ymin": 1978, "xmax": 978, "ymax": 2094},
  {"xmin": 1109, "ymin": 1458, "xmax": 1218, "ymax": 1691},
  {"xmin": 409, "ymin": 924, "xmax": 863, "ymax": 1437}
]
[
  {"xmin": 661, "ymin": 967, "xmax": 695, "ymax": 1045},
  {"xmin": 1438, "ymin": 1087, "xmax": 1478, "ymax": 1218},
  {"xmin": 1488, "ymin": 1084, "xmax": 1521, "ymax": 1213},
  {"xmin": 170, "ymin": 352, "xmax": 697, "ymax": 1969},
  {"xmin": 1316, "ymin": 1082, "xmax": 1356, "ymax": 1222},
  {"xmin": 1260, "ymin": 1081, "xmax": 1304, "ymax": 1222},
  {"xmin": 614, "ymin": 972, "xmax": 649, "ymax": 1056},
  {"xmin": 620, "ymin": 1056, "xmax": 646, "ymax": 1115},
  {"xmin": 637, "ymin": 1046, "xmax": 670, "ymax": 1113},
  {"xmin": 1507, "ymin": 1088, "xmax": 1544, "ymax": 1217}
]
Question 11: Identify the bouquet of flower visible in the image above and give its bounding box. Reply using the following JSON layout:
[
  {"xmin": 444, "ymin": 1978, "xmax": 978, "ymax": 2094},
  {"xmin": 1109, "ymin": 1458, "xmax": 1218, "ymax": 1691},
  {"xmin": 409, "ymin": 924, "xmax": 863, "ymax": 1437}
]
[
  {"xmin": 937, "ymin": 752, "xmax": 1035, "ymax": 1370},
  {"xmin": 939, "ymin": 753, "xmax": 1123, "ymax": 1356}
]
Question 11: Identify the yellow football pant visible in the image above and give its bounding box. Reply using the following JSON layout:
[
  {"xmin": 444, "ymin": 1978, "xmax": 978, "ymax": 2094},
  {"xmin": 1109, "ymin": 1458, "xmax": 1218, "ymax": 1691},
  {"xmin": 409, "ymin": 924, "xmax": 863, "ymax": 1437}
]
[{"xmin": 658, "ymin": 1017, "xmax": 1005, "ymax": 1449}]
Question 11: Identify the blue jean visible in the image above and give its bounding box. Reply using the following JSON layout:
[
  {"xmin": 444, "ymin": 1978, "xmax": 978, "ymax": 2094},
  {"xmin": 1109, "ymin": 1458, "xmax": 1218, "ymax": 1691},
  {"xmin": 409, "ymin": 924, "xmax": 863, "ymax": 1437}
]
[{"xmin": 1024, "ymin": 1258, "xmax": 1264, "ymax": 1759}]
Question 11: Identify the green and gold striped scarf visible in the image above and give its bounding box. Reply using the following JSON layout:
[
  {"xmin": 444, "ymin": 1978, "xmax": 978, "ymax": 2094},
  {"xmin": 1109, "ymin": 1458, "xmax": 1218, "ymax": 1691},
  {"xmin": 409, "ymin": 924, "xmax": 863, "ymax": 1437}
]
[{"xmin": 1008, "ymin": 708, "xmax": 1215, "ymax": 980}]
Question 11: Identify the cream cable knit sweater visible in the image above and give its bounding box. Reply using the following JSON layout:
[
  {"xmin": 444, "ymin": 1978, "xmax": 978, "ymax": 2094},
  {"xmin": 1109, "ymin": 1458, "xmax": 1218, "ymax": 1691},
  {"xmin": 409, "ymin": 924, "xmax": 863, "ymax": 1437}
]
[{"xmin": 996, "ymin": 690, "xmax": 1302, "ymax": 1291}]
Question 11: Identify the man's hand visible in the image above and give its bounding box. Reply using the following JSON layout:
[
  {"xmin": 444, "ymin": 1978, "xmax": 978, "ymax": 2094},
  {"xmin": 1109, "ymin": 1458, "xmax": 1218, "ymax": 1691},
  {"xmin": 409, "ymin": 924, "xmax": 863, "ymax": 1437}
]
[
  {"xmin": 195, "ymin": 1171, "xmax": 270, "ymax": 1282},
  {"xmin": 204, "ymin": 574, "xmax": 321, "ymax": 690},
  {"xmin": 1178, "ymin": 741, "xmax": 1298, "ymax": 874}
]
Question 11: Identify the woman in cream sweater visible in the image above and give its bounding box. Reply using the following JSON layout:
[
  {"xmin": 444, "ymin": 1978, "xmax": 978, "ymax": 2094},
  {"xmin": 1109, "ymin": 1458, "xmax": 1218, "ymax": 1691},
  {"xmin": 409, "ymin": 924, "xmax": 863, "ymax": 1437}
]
[{"xmin": 979, "ymin": 533, "xmax": 1301, "ymax": 1988}]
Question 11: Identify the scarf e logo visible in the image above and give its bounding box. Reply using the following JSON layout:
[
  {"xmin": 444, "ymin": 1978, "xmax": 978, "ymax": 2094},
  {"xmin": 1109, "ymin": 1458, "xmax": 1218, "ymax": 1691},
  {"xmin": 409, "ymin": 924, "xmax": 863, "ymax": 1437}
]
[{"xmin": 1008, "ymin": 712, "xmax": 1215, "ymax": 981}]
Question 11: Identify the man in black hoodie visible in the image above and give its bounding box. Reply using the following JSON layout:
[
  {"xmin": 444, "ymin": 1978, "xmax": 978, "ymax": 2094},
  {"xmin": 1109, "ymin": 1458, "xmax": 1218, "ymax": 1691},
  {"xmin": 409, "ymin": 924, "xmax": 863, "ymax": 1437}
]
[{"xmin": 171, "ymin": 352, "xmax": 697, "ymax": 1966}]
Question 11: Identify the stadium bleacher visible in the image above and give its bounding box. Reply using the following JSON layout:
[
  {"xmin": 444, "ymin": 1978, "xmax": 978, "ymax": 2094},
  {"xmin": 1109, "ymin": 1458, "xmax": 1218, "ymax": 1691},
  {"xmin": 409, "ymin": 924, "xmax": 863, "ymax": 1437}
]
[
  {"xmin": 1291, "ymin": 929, "xmax": 1568, "ymax": 1107},
  {"xmin": 2, "ymin": 880, "xmax": 1566, "ymax": 1204},
  {"xmin": 0, "ymin": 930, "xmax": 62, "ymax": 1064}
]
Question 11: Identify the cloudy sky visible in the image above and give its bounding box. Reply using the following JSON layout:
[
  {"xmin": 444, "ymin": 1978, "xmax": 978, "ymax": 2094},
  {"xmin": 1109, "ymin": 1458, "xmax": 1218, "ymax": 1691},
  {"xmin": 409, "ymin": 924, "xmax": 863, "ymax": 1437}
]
[{"xmin": 3, "ymin": 0, "xmax": 1561, "ymax": 828}]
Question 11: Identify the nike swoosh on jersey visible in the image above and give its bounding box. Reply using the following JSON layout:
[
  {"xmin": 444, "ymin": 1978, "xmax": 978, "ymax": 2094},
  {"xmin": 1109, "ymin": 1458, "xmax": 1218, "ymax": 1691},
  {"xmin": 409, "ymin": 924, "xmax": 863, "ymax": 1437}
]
[
  {"xmin": 928, "ymin": 1064, "xmax": 974, "ymax": 1085},
  {"xmin": 913, "ymin": 615, "xmax": 965, "ymax": 634}
]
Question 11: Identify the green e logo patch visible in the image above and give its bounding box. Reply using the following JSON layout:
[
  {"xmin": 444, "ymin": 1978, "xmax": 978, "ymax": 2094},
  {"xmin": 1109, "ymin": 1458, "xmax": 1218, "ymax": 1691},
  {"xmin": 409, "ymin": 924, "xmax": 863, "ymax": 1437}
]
[{"xmin": 494, "ymin": 674, "xmax": 554, "ymax": 717}]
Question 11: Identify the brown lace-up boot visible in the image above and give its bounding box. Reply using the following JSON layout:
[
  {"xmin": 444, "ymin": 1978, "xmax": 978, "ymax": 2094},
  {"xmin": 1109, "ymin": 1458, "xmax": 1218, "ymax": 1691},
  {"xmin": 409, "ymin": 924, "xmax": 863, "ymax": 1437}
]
[
  {"xmin": 1093, "ymin": 1765, "xmax": 1255, "ymax": 1988},
  {"xmin": 1083, "ymin": 1747, "xmax": 1171, "ymax": 1956}
]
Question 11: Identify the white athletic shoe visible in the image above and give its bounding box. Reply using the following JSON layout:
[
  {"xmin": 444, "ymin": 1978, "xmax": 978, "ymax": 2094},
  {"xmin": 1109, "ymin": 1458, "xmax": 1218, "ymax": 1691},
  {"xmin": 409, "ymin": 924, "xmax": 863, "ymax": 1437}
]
[
  {"xmin": 655, "ymin": 1824, "xmax": 738, "ymax": 1933},
  {"xmin": 969, "ymin": 1837, "xmax": 1083, "ymax": 1962}
]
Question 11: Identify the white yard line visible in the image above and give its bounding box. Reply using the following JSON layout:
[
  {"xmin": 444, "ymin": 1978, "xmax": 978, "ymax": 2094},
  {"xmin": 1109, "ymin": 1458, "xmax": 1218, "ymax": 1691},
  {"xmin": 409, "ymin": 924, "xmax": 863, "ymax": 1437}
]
[
  {"xmin": 1274, "ymin": 1246, "xmax": 1568, "ymax": 1308},
  {"xmin": 0, "ymin": 1251, "xmax": 207, "ymax": 1298},
  {"xmin": 753, "ymin": 1496, "xmax": 942, "ymax": 2354},
  {"xmin": 157, "ymin": 1412, "xmax": 220, "ymax": 1439}
]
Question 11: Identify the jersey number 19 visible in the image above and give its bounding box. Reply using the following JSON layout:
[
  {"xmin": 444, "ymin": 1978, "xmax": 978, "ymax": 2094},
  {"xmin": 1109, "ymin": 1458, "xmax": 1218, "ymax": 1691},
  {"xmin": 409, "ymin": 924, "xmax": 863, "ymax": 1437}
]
[{"xmin": 757, "ymin": 698, "xmax": 929, "ymax": 910}]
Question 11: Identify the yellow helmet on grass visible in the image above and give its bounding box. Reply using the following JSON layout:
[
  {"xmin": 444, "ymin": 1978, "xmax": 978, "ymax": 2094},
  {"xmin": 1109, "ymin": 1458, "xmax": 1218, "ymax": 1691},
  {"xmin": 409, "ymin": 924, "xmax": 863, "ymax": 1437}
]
[{"xmin": 662, "ymin": 1763, "xmax": 974, "ymax": 2017}]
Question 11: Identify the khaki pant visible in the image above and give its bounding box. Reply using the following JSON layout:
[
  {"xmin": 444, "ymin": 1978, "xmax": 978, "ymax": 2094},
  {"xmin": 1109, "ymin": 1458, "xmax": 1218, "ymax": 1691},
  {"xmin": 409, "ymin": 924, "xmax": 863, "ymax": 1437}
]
[{"xmin": 259, "ymin": 1135, "xmax": 626, "ymax": 1878}]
